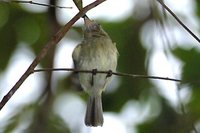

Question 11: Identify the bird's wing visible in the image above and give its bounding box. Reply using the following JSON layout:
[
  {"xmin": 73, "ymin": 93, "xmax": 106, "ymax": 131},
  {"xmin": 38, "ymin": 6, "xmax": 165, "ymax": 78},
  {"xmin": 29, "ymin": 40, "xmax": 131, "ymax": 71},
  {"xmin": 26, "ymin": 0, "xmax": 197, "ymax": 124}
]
[{"xmin": 72, "ymin": 44, "xmax": 81, "ymax": 69}]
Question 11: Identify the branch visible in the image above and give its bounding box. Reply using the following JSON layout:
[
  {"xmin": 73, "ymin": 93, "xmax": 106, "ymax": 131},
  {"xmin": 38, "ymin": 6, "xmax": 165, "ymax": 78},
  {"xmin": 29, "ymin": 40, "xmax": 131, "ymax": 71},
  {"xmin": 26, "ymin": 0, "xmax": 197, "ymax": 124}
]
[
  {"xmin": 156, "ymin": 0, "xmax": 200, "ymax": 44},
  {"xmin": 1, "ymin": 0, "xmax": 72, "ymax": 9},
  {"xmin": 0, "ymin": 0, "xmax": 106, "ymax": 110},
  {"xmin": 33, "ymin": 68, "xmax": 182, "ymax": 83}
]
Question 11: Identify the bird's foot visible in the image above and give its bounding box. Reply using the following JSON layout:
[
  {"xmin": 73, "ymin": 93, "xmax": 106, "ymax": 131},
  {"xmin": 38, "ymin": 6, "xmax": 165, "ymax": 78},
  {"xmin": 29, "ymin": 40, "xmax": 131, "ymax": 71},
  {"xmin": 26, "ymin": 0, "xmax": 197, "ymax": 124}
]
[
  {"xmin": 91, "ymin": 69, "xmax": 97, "ymax": 86},
  {"xmin": 106, "ymin": 70, "xmax": 113, "ymax": 78}
]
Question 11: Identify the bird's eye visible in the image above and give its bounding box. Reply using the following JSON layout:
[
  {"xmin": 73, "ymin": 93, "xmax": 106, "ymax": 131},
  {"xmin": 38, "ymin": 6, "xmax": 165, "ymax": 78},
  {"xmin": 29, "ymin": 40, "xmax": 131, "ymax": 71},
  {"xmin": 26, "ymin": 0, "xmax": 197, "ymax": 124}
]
[{"xmin": 92, "ymin": 24, "xmax": 100, "ymax": 31}]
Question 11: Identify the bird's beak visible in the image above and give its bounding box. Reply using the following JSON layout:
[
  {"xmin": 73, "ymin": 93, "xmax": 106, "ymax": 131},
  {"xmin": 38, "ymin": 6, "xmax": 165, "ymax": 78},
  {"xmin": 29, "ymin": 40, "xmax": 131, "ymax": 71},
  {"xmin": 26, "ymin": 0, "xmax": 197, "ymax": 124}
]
[{"xmin": 84, "ymin": 17, "xmax": 95, "ymax": 29}]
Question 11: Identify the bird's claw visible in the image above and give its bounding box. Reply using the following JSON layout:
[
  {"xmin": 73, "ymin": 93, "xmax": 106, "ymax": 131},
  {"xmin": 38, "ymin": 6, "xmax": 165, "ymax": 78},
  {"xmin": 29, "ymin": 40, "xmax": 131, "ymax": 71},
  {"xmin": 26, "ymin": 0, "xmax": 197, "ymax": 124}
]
[
  {"xmin": 106, "ymin": 70, "xmax": 113, "ymax": 78},
  {"xmin": 91, "ymin": 69, "xmax": 97, "ymax": 86}
]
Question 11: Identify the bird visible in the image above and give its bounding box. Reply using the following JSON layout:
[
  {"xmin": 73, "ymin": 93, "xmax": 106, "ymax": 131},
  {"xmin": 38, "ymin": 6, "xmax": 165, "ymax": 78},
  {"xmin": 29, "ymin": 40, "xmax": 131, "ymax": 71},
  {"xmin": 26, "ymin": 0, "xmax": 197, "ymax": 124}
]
[{"xmin": 72, "ymin": 17, "xmax": 118, "ymax": 126}]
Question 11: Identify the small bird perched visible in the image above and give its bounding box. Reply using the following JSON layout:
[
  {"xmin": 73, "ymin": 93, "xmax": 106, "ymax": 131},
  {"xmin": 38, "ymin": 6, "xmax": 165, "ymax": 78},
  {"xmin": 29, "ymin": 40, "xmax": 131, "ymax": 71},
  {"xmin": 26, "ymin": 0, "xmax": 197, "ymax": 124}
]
[{"xmin": 72, "ymin": 17, "xmax": 118, "ymax": 126}]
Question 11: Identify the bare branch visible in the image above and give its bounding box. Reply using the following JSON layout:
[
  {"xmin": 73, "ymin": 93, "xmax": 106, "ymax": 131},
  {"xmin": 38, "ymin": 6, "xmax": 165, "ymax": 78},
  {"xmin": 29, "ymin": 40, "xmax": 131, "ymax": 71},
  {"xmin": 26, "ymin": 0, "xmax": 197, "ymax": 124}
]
[
  {"xmin": 156, "ymin": 0, "xmax": 200, "ymax": 44},
  {"xmin": 0, "ymin": 0, "xmax": 106, "ymax": 110},
  {"xmin": 1, "ymin": 0, "xmax": 72, "ymax": 9},
  {"xmin": 33, "ymin": 68, "xmax": 182, "ymax": 83}
]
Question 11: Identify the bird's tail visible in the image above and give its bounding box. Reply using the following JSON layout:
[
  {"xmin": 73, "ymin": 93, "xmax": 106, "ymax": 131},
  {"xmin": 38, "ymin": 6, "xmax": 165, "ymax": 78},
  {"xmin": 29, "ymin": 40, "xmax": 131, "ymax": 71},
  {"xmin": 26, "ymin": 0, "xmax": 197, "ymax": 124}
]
[{"xmin": 85, "ymin": 94, "xmax": 103, "ymax": 127}]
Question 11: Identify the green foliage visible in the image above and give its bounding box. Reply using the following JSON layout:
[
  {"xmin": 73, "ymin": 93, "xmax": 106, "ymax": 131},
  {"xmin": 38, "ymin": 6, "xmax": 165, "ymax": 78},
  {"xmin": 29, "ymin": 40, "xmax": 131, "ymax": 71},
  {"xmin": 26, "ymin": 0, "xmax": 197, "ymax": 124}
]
[
  {"xmin": 3, "ymin": 114, "xmax": 21, "ymax": 133},
  {"xmin": 196, "ymin": 0, "xmax": 200, "ymax": 17},
  {"xmin": 27, "ymin": 110, "xmax": 70, "ymax": 133},
  {"xmin": 0, "ymin": 3, "xmax": 51, "ymax": 71},
  {"xmin": 0, "ymin": 3, "xmax": 17, "ymax": 71},
  {"xmin": 173, "ymin": 47, "xmax": 200, "ymax": 122},
  {"xmin": 173, "ymin": 47, "xmax": 200, "ymax": 84},
  {"xmin": 73, "ymin": 0, "xmax": 83, "ymax": 10},
  {"xmin": 138, "ymin": 98, "xmax": 195, "ymax": 133},
  {"xmin": 2, "ymin": 103, "xmax": 70, "ymax": 133}
]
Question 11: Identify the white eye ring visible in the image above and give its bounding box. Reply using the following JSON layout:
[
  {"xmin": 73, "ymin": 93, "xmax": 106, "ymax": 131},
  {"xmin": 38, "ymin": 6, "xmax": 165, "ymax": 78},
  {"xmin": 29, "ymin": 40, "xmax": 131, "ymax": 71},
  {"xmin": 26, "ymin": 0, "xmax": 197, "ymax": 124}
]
[{"xmin": 92, "ymin": 24, "xmax": 100, "ymax": 31}]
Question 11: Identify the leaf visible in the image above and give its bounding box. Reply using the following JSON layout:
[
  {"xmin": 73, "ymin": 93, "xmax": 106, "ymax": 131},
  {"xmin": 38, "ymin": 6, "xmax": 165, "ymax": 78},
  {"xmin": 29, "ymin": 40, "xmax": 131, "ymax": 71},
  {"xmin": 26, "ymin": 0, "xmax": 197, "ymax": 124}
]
[
  {"xmin": 3, "ymin": 115, "xmax": 20, "ymax": 133},
  {"xmin": 173, "ymin": 47, "xmax": 200, "ymax": 84},
  {"xmin": 173, "ymin": 47, "xmax": 200, "ymax": 123},
  {"xmin": 73, "ymin": 0, "xmax": 83, "ymax": 10},
  {"xmin": 0, "ymin": 4, "xmax": 17, "ymax": 72}
]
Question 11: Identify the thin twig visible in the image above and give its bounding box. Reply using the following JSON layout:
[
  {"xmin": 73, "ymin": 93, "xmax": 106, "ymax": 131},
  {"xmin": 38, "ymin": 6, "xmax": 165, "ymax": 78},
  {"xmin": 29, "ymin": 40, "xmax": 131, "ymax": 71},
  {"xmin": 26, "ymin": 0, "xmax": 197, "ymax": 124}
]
[
  {"xmin": 156, "ymin": 0, "xmax": 200, "ymax": 44},
  {"xmin": 1, "ymin": 0, "xmax": 72, "ymax": 9},
  {"xmin": 157, "ymin": 1, "xmax": 199, "ymax": 131},
  {"xmin": 33, "ymin": 68, "xmax": 182, "ymax": 83},
  {"xmin": 0, "ymin": 0, "xmax": 106, "ymax": 110},
  {"xmin": 73, "ymin": 0, "xmax": 89, "ymax": 18}
]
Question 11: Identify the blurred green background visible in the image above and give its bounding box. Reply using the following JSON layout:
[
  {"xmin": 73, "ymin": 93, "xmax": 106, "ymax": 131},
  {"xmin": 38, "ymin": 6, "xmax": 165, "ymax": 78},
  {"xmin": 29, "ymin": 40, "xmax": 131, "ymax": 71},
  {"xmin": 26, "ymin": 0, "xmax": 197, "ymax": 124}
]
[{"xmin": 0, "ymin": 0, "xmax": 200, "ymax": 133}]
